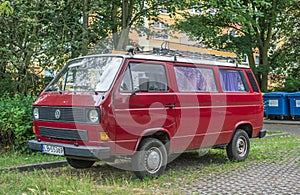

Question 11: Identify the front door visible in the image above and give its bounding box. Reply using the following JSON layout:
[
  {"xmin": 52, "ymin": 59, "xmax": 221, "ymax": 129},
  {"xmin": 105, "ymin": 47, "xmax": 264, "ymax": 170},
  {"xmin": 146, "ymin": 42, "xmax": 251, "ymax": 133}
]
[{"xmin": 113, "ymin": 60, "xmax": 176, "ymax": 155}]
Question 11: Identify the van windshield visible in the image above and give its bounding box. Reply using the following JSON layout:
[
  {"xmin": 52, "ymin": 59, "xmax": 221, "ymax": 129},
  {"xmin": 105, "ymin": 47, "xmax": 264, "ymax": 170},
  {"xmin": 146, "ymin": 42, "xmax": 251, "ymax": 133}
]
[{"xmin": 46, "ymin": 56, "xmax": 123, "ymax": 92}]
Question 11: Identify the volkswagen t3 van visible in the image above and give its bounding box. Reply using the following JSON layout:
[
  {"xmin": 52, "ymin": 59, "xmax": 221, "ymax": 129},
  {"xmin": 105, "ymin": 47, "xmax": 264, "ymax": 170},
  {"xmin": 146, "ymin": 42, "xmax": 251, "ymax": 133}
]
[{"xmin": 28, "ymin": 44, "xmax": 265, "ymax": 179}]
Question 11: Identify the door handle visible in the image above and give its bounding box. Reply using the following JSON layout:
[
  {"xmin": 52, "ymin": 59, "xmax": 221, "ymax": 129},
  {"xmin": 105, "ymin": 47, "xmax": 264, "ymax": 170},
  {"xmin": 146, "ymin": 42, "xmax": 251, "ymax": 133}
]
[{"xmin": 165, "ymin": 103, "xmax": 175, "ymax": 109}]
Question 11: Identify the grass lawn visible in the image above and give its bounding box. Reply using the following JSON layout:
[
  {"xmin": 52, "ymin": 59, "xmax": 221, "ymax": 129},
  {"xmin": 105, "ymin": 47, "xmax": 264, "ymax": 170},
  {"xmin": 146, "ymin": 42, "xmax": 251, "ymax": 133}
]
[
  {"xmin": 0, "ymin": 134, "xmax": 299, "ymax": 194},
  {"xmin": 0, "ymin": 151, "xmax": 63, "ymax": 168}
]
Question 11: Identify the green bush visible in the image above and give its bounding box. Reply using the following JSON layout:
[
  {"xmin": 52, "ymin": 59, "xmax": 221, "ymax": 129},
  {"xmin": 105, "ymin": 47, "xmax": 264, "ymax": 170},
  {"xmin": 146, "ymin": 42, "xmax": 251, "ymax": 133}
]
[
  {"xmin": 282, "ymin": 77, "xmax": 300, "ymax": 92},
  {"xmin": 0, "ymin": 94, "xmax": 36, "ymax": 153}
]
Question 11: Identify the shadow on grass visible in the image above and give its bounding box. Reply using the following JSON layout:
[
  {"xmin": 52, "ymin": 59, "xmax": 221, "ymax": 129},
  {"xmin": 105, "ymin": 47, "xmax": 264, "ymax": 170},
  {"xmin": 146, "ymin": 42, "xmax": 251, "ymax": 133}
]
[{"xmin": 51, "ymin": 149, "xmax": 228, "ymax": 181}]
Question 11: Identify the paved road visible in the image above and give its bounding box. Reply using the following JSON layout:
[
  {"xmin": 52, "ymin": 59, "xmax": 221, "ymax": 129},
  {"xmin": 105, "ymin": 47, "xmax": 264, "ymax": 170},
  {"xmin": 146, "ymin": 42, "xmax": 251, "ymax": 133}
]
[
  {"xmin": 178, "ymin": 121, "xmax": 300, "ymax": 194},
  {"xmin": 177, "ymin": 151, "xmax": 300, "ymax": 194},
  {"xmin": 263, "ymin": 120, "xmax": 300, "ymax": 136}
]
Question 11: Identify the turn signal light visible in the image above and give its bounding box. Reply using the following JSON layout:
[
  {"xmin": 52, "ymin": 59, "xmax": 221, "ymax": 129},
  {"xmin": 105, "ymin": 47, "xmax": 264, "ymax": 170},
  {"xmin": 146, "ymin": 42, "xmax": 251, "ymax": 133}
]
[
  {"xmin": 100, "ymin": 132, "xmax": 109, "ymax": 141},
  {"xmin": 32, "ymin": 126, "xmax": 36, "ymax": 134}
]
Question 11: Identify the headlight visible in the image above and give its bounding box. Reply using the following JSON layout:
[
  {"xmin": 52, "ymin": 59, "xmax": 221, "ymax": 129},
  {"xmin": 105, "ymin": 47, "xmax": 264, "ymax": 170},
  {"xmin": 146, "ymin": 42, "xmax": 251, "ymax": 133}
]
[
  {"xmin": 88, "ymin": 109, "xmax": 99, "ymax": 123},
  {"xmin": 33, "ymin": 108, "xmax": 39, "ymax": 119}
]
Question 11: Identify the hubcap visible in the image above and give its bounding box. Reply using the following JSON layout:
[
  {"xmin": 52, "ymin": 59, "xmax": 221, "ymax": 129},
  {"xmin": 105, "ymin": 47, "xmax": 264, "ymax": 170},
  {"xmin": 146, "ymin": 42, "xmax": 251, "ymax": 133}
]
[
  {"xmin": 236, "ymin": 136, "xmax": 247, "ymax": 157},
  {"xmin": 146, "ymin": 147, "xmax": 162, "ymax": 173}
]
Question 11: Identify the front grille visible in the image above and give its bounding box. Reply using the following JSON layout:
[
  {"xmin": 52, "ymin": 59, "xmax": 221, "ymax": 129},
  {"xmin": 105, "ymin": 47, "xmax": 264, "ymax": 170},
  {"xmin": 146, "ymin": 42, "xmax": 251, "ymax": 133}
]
[
  {"xmin": 39, "ymin": 126, "xmax": 88, "ymax": 141},
  {"xmin": 34, "ymin": 106, "xmax": 95, "ymax": 123}
]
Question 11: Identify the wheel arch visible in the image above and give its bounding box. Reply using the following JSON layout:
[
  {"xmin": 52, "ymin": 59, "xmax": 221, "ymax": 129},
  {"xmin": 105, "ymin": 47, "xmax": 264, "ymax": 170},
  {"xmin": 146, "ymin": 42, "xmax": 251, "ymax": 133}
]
[
  {"xmin": 235, "ymin": 122, "xmax": 253, "ymax": 138},
  {"xmin": 135, "ymin": 128, "xmax": 171, "ymax": 152}
]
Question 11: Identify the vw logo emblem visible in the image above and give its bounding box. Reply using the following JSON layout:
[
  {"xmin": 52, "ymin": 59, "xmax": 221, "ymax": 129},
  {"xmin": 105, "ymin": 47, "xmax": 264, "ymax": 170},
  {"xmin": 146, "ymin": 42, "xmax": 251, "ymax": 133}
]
[{"xmin": 54, "ymin": 109, "xmax": 61, "ymax": 119}]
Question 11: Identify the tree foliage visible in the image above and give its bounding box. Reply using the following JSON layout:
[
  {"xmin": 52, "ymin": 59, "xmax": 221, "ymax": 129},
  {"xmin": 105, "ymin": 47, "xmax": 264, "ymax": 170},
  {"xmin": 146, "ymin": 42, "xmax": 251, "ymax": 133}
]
[
  {"xmin": 0, "ymin": 0, "xmax": 192, "ymax": 96},
  {"xmin": 89, "ymin": 0, "xmax": 193, "ymax": 50},
  {"xmin": 0, "ymin": 0, "xmax": 13, "ymax": 15},
  {"xmin": 0, "ymin": 0, "xmax": 104, "ymax": 96},
  {"xmin": 177, "ymin": 0, "xmax": 295, "ymax": 92},
  {"xmin": 269, "ymin": 0, "xmax": 300, "ymax": 92}
]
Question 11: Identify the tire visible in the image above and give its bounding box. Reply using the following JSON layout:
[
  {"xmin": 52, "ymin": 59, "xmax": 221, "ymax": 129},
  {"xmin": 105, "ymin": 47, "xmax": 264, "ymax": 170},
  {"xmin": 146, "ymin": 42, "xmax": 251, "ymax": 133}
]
[
  {"xmin": 66, "ymin": 158, "xmax": 95, "ymax": 169},
  {"xmin": 131, "ymin": 138, "xmax": 167, "ymax": 180},
  {"xmin": 226, "ymin": 129, "xmax": 250, "ymax": 161}
]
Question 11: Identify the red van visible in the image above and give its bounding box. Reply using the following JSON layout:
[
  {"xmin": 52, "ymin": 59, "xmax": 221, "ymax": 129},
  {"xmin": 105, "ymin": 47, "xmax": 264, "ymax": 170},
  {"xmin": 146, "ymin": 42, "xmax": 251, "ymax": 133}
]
[{"xmin": 28, "ymin": 46, "xmax": 265, "ymax": 179}]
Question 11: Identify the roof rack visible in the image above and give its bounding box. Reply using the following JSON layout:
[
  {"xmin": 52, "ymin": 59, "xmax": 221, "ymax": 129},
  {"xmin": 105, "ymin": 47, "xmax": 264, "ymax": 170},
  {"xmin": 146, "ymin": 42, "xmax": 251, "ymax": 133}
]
[
  {"xmin": 111, "ymin": 41, "xmax": 237, "ymax": 64},
  {"xmin": 154, "ymin": 41, "xmax": 236, "ymax": 63}
]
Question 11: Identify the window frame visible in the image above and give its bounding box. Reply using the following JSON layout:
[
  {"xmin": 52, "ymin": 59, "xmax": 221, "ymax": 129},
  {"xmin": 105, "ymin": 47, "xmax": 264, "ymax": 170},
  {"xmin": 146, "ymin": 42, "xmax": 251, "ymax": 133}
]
[{"xmin": 119, "ymin": 62, "xmax": 169, "ymax": 93}]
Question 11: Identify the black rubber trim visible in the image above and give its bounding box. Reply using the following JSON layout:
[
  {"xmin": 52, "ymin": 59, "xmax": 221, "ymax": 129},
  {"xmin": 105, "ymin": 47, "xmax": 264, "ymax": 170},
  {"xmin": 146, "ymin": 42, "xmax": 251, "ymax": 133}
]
[{"xmin": 27, "ymin": 140, "xmax": 110, "ymax": 160}]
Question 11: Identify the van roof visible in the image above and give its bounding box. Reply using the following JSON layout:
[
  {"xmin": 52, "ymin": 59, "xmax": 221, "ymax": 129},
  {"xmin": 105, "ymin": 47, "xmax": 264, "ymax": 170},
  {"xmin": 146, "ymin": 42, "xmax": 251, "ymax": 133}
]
[
  {"xmin": 79, "ymin": 53, "xmax": 250, "ymax": 69},
  {"xmin": 79, "ymin": 41, "xmax": 250, "ymax": 68}
]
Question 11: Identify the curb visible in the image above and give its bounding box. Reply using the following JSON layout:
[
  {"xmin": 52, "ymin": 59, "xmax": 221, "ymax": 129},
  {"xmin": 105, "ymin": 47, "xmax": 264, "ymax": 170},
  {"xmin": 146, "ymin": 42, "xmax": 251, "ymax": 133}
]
[
  {"xmin": 264, "ymin": 133, "xmax": 290, "ymax": 138},
  {"xmin": 0, "ymin": 160, "xmax": 68, "ymax": 172},
  {"xmin": 264, "ymin": 120, "xmax": 300, "ymax": 125}
]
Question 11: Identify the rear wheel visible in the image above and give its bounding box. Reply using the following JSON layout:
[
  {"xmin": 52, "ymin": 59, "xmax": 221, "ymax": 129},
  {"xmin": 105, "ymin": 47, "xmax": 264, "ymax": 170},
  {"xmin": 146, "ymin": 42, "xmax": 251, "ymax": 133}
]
[
  {"xmin": 66, "ymin": 158, "xmax": 95, "ymax": 169},
  {"xmin": 132, "ymin": 138, "xmax": 167, "ymax": 179},
  {"xmin": 226, "ymin": 129, "xmax": 250, "ymax": 161}
]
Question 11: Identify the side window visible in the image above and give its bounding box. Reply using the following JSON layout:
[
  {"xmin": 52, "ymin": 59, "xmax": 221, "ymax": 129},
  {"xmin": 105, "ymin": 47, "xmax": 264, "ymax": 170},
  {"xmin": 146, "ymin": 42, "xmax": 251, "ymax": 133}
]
[
  {"xmin": 120, "ymin": 63, "xmax": 168, "ymax": 92},
  {"xmin": 174, "ymin": 66, "xmax": 217, "ymax": 92},
  {"xmin": 219, "ymin": 69, "xmax": 249, "ymax": 92},
  {"xmin": 120, "ymin": 68, "xmax": 133, "ymax": 92},
  {"xmin": 246, "ymin": 71, "xmax": 260, "ymax": 92}
]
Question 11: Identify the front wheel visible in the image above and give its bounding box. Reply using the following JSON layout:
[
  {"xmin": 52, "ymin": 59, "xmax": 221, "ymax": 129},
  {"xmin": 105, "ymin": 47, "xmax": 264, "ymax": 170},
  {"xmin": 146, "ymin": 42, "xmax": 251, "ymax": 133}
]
[
  {"xmin": 131, "ymin": 138, "xmax": 167, "ymax": 179},
  {"xmin": 226, "ymin": 129, "xmax": 250, "ymax": 161},
  {"xmin": 66, "ymin": 158, "xmax": 95, "ymax": 169}
]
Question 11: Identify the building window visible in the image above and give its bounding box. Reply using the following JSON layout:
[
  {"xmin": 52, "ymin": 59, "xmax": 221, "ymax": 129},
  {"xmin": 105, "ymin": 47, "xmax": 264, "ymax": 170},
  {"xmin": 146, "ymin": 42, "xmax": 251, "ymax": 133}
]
[
  {"xmin": 227, "ymin": 30, "xmax": 238, "ymax": 37},
  {"xmin": 44, "ymin": 69, "xmax": 56, "ymax": 78},
  {"xmin": 206, "ymin": 7, "xmax": 217, "ymax": 15},
  {"xmin": 158, "ymin": 6, "xmax": 169, "ymax": 14},
  {"xmin": 255, "ymin": 55, "xmax": 259, "ymax": 65},
  {"xmin": 242, "ymin": 54, "xmax": 248, "ymax": 64},
  {"xmin": 152, "ymin": 22, "xmax": 169, "ymax": 29},
  {"xmin": 152, "ymin": 32, "xmax": 170, "ymax": 40},
  {"xmin": 189, "ymin": 7, "xmax": 202, "ymax": 15}
]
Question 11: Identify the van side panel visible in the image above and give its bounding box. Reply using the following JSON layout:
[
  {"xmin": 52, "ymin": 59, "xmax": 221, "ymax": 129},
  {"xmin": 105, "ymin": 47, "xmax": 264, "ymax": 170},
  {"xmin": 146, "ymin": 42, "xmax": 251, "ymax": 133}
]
[
  {"xmin": 219, "ymin": 92, "xmax": 264, "ymax": 138},
  {"xmin": 169, "ymin": 64, "xmax": 263, "ymax": 152},
  {"xmin": 171, "ymin": 93, "xmax": 229, "ymax": 151}
]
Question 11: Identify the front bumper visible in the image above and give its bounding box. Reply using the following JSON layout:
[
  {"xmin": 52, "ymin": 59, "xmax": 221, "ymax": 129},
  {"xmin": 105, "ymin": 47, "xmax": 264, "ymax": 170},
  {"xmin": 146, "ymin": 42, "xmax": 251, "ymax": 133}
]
[{"xmin": 28, "ymin": 140, "xmax": 110, "ymax": 160}]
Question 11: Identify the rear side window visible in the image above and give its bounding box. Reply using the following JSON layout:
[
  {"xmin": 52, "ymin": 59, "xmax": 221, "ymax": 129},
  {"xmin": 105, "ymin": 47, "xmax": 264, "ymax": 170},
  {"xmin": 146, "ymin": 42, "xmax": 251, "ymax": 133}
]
[
  {"xmin": 174, "ymin": 66, "xmax": 217, "ymax": 92},
  {"xmin": 120, "ymin": 63, "xmax": 168, "ymax": 92},
  {"xmin": 219, "ymin": 69, "xmax": 249, "ymax": 92},
  {"xmin": 246, "ymin": 71, "xmax": 260, "ymax": 92}
]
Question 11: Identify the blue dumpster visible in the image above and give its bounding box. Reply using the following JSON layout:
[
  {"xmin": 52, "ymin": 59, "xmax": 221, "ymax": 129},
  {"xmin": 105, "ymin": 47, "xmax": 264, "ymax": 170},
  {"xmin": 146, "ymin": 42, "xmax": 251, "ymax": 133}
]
[
  {"xmin": 263, "ymin": 92, "xmax": 290, "ymax": 120},
  {"xmin": 287, "ymin": 92, "xmax": 300, "ymax": 120}
]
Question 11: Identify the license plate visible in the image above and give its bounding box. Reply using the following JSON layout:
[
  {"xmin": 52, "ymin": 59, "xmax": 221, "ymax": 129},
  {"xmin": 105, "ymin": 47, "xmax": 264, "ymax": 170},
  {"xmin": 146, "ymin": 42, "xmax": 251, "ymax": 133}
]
[{"xmin": 42, "ymin": 144, "xmax": 64, "ymax": 156}]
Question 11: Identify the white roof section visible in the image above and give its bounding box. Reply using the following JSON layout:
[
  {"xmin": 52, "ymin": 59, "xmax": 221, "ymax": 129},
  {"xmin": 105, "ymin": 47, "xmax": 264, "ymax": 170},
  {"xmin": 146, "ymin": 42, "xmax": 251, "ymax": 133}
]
[{"xmin": 78, "ymin": 53, "xmax": 250, "ymax": 69}]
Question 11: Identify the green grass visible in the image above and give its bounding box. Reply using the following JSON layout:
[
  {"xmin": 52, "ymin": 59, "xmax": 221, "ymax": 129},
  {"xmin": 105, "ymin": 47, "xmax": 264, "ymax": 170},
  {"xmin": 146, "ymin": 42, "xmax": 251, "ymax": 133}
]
[
  {"xmin": 0, "ymin": 135, "xmax": 299, "ymax": 194},
  {"xmin": 0, "ymin": 151, "xmax": 62, "ymax": 168},
  {"xmin": 266, "ymin": 130, "xmax": 283, "ymax": 135}
]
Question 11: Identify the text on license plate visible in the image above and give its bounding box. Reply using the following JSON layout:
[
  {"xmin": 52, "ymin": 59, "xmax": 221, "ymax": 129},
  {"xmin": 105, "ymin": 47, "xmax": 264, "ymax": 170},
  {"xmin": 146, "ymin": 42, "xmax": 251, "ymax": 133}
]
[{"xmin": 42, "ymin": 144, "xmax": 64, "ymax": 156}]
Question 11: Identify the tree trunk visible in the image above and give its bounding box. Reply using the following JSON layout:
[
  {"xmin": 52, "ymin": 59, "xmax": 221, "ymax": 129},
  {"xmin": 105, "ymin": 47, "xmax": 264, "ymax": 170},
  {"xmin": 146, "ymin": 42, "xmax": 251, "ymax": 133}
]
[
  {"xmin": 260, "ymin": 48, "xmax": 269, "ymax": 92},
  {"xmin": 247, "ymin": 52, "xmax": 256, "ymax": 71},
  {"xmin": 116, "ymin": 0, "xmax": 130, "ymax": 50},
  {"xmin": 81, "ymin": 0, "xmax": 89, "ymax": 56},
  {"xmin": 111, "ymin": 1, "xmax": 119, "ymax": 49},
  {"xmin": 116, "ymin": 27, "xmax": 130, "ymax": 50}
]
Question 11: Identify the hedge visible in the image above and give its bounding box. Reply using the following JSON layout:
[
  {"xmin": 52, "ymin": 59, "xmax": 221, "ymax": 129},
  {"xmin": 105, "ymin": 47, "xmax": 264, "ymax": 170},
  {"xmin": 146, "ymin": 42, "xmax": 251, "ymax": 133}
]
[{"xmin": 0, "ymin": 94, "xmax": 36, "ymax": 153}]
